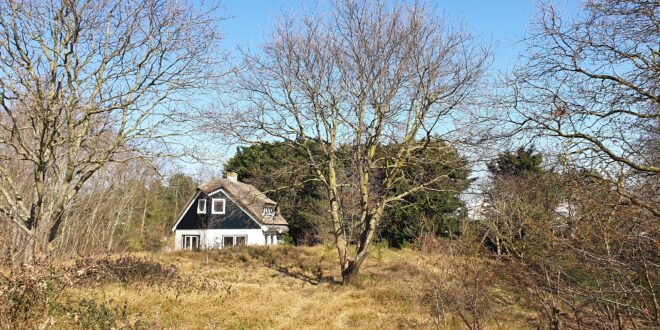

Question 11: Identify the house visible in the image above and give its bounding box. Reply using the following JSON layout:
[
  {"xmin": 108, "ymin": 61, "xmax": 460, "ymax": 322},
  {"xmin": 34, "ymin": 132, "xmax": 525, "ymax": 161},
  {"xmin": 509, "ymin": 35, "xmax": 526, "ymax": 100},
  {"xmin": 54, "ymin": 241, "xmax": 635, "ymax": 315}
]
[{"xmin": 171, "ymin": 172, "xmax": 288, "ymax": 250}]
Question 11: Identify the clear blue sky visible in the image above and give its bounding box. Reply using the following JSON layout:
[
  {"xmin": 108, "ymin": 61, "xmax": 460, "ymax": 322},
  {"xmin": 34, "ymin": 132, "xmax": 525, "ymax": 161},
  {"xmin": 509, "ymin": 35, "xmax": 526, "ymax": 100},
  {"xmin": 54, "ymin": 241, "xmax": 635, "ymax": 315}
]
[{"xmin": 217, "ymin": 0, "xmax": 559, "ymax": 71}]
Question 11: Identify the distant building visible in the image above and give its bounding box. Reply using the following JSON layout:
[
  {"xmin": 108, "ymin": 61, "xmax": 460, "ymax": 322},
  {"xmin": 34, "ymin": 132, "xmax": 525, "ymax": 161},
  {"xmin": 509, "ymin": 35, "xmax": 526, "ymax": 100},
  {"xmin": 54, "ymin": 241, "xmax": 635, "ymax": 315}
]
[{"xmin": 171, "ymin": 172, "xmax": 288, "ymax": 250}]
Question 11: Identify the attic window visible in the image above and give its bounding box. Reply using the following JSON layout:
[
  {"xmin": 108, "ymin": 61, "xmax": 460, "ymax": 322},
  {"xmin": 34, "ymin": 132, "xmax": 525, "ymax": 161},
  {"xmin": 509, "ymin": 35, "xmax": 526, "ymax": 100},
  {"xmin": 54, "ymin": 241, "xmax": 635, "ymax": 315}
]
[
  {"xmin": 197, "ymin": 199, "xmax": 206, "ymax": 214},
  {"xmin": 211, "ymin": 198, "xmax": 226, "ymax": 214},
  {"xmin": 262, "ymin": 207, "xmax": 276, "ymax": 216}
]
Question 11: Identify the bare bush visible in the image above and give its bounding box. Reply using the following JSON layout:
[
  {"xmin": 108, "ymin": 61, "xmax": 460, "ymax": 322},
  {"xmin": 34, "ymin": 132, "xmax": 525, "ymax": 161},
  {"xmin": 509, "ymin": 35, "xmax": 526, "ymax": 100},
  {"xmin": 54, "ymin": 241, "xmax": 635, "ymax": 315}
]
[
  {"xmin": 423, "ymin": 259, "xmax": 495, "ymax": 330},
  {"xmin": 477, "ymin": 171, "xmax": 659, "ymax": 328},
  {"xmin": 0, "ymin": 255, "xmax": 183, "ymax": 328},
  {"xmin": 66, "ymin": 255, "xmax": 179, "ymax": 286}
]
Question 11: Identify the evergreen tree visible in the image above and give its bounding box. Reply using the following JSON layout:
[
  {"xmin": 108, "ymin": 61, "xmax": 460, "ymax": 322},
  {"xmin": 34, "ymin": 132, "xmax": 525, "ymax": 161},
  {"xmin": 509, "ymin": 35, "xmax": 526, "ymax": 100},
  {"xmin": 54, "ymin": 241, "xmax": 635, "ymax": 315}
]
[
  {"xmin": 487, "ymin": 146, "xmax": 544, "ymax": 177},
  {"xmin": 225, "ymin": 142, "xmax": 327, "ymax": 244},
  {"xmin": 377, "ymin": 139, "xmax": 471, "ymax": 247}
]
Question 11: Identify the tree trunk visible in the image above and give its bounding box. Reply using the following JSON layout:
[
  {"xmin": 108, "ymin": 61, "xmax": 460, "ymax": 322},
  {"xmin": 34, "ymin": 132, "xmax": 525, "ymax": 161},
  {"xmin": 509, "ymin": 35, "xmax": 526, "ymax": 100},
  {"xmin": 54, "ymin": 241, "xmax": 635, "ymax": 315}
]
[
  {"xmin": 341, "ymin": 259, "xmax": 359, "ymax": 284},
  {"xmin": 340, "ymin": 207, "xmax": 384, "ymax": 283},
  {"xmin": 140, "ymin": 195, "xmax": 149, "ymax": 246}
]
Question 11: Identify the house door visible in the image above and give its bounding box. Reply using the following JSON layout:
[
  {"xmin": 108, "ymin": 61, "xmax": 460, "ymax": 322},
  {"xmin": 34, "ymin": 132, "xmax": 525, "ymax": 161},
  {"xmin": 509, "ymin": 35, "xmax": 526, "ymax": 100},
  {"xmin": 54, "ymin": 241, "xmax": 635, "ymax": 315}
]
[{"xmin": 183, "ymin": 235, "xmax": 200, "ymax": 250}]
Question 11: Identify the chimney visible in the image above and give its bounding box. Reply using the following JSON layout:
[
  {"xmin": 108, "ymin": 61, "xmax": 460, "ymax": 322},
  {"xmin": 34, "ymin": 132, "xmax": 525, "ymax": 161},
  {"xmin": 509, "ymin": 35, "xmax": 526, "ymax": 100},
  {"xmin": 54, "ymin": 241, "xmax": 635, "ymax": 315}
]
[{"xmin": 226, "ymin": 171, "xmax": 238, "ymax": 182}]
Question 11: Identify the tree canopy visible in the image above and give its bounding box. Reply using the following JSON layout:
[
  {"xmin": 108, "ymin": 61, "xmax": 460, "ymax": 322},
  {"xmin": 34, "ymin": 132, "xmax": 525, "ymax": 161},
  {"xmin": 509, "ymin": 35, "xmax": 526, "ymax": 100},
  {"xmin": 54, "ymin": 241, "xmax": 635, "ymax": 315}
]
[
  {"xmin": 225, "ymin": 142, "xmax": 327, "ymax": 245},
  {"xmin": 378, "ymin": 139, "xmax": 471, "ymax": 247},
  {"xmin": 486, "ymin": 147, "xmax": 544, "ymax": 177},
  {"xmin": 225, "ymin": 139, "xmax": 471, "ymax": 249}
]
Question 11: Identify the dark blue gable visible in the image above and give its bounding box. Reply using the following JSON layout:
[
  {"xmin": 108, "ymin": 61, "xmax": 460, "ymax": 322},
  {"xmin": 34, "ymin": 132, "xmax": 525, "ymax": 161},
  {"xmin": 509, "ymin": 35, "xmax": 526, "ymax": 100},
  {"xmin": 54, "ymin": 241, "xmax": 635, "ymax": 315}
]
[{"xmin": 175, "ymin": 190, "xmax": 261, "ymax": 230}]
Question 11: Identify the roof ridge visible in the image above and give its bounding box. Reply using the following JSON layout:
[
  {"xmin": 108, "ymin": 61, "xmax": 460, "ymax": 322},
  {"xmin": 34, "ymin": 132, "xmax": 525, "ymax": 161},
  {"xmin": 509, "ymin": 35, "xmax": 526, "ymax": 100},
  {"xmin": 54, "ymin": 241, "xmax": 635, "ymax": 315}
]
[{"xmin": 196, "ymin": 178, "xmax": 286, "ymax": 226}]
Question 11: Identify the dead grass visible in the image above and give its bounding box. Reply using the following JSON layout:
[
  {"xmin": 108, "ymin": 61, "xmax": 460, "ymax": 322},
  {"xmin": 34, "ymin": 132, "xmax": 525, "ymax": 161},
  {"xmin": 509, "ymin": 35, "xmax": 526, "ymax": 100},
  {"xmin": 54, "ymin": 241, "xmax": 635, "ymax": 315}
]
[{"xmin": 2, "ymin": 245, "xmax": 538, "ymax": 329}]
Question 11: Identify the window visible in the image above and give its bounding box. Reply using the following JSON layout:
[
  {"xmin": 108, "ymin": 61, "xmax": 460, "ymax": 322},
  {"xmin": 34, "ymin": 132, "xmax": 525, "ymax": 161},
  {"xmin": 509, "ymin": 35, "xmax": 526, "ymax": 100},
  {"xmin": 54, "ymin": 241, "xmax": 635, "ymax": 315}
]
[
  {"xmin": 197, "ymin": 199, "xmax": 206, "ymax": 214},
  {"xmin": 223, "ymin": 235, "xmax": 247, "ymax": 248},
  {"xmin": 262, "ymin": 206, "xmax": 276, "ymax": 216},
  {"xmin": 265, "ymin": 234, "xmax": 277, "ymax": 245},
  {"xmin": 183, "ymin": 235, "xmax": 200, "ymax": 250},
  {"xmin": 211, "ymin": 198, "xmax": 225, "ymax": 214},
  {"xmin": 236, "ymin": 236, "xmax": 246, "ymax": 246},
  {"xmin": 223, "ymin": 236, "xmax": 234, "ymax": 247}
]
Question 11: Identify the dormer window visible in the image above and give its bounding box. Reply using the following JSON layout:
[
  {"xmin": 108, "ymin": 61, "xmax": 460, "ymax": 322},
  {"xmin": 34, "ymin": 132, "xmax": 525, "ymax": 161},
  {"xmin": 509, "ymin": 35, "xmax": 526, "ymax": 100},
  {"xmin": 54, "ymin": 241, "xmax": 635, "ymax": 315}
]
[
  {"xmin": 211, "ymin": 198, "xmax": 226, "ymax": 214},
  {"xmin": 262, "ymin": 206, "xmax": 276, "ymax": 216},
  {"xmin": 197, "ymin": 199, "xmax": 206, "ymax": 214}
]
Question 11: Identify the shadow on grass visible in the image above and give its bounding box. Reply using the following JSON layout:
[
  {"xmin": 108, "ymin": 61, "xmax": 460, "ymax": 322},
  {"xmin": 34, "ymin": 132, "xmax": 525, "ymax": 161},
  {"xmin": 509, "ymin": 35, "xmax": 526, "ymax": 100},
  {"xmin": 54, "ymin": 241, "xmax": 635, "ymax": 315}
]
[
  {"xmin": 247, "ymin": 246, "xmax": 341, "ymax": 285},
  {"xmin": 273, "ymin": 265, "xmax": 340, "ymax": 285},
  {"xmin": 172, "ymin": 246, "xmax": 343, "ymax": 285},
  {"xmin": 230, "ymin": 245, "xmax": 342, "ymax": 285}
]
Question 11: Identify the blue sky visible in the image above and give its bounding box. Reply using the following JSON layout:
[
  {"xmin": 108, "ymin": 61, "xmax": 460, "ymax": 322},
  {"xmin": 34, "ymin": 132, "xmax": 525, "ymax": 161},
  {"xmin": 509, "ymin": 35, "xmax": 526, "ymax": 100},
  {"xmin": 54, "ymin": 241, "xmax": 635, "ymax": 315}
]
[
  {"xmin": 218, "ymin": 0, "xmax": 551, "ymax": 71},
  {"xmin": 182, "ymin": 0, "xmax": 579, "ymax": 179}
]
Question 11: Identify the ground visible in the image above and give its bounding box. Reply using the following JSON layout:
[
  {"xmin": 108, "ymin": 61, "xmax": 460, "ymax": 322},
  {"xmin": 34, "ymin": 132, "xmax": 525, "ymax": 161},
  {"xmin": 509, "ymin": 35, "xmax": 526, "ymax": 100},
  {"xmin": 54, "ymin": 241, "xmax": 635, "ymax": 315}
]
[{"xmin": 1, "ymin": 245, "xmax": 538, "ymax": 329}]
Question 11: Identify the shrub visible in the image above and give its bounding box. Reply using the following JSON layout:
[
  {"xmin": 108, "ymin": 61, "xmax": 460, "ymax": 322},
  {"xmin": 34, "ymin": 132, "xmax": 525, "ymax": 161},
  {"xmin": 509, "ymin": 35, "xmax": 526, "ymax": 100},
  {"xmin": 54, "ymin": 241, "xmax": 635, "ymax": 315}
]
[
  {"xmin": 66, "ymin": 255, "xmax": 179, "ymax": 286},
  {"xmin": 0, "ymin": 256, "xmax": 177, "ymax": 329},
  {"xmin": 66, "ymin": 298, "xmax": 129, "ymax": 330},
  {"xmin": 0, "ymin": 264, "xmax": 64, "ymax": 329},
  {"xmin": 422, "ymin": 260, "xmax": 495, "ymax": 330}
]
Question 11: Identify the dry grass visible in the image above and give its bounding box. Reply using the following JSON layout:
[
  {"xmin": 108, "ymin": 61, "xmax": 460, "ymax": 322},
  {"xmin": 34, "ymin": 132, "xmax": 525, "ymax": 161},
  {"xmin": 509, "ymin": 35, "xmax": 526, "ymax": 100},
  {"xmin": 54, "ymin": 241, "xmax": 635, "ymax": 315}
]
[{"xmin": 3, "ymin": 245, "xmax": 537, "ymax": 329}]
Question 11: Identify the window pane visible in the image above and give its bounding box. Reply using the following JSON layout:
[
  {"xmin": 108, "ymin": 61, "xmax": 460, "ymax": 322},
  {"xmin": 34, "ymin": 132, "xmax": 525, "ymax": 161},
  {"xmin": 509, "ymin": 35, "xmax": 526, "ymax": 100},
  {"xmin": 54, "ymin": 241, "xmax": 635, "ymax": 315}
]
[
  {"xmin": 236, "ymin": 236, "xmax": 246, "ymax": 246},
  {"xmin": 197, "ymin": 199, "xmax": 206, "ymax": 213},
  {"xmin": 212, "ymin": 199, "xmax": 225, "ymax": 214},
  {"xmin": 223, "ymin": 236, "xmax": 233, "ymax": 247},
  {"xmin": 184, "ymin": 235, "xmax": 200, "ymax": 249}
]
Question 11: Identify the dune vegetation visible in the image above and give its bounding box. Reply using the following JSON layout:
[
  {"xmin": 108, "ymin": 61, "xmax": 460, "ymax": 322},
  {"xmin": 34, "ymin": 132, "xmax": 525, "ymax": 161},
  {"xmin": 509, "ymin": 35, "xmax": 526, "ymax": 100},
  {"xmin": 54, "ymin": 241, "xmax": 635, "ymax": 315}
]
[
  {"xmin": 1, "ymin": 244, "xmax": 539, "ymax": 329},
  {"xmin": 0, "ymin": 0, "xmax": 657, "ymax": 329}
]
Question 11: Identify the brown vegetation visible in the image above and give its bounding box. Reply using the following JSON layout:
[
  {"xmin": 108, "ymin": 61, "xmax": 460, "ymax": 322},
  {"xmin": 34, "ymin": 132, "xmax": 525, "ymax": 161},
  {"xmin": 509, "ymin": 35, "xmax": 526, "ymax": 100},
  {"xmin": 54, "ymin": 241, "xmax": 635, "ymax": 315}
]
[
  {"xmin": 1, "ymin": 245, "xmax": 538, "ymax": 329},
  {"xmin": 0, "ymin": 0, "xmax": 656, "ymax": 328}
]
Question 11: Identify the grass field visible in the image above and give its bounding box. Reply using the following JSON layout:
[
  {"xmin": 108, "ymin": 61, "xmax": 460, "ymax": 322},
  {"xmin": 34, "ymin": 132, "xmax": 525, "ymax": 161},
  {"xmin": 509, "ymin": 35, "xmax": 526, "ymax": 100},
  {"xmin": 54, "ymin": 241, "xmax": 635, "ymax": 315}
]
[{"xmin": 2, "ymin": 245, "xmax": 538, "ymax": 329}]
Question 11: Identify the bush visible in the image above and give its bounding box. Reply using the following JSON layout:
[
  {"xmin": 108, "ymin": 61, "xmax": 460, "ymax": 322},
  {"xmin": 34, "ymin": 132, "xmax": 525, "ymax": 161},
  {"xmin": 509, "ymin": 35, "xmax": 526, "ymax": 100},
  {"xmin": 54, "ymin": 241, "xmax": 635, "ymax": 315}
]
[
  {"xmin": 0, "ymin": 256, "xmax": 181, "ymax": 329},
  {"xmin": 422, "ymin": 259, "xmax": 495, "ymax": 330},
  {"xmin": 280, "ymin": 234, "xmax": 295, "ymax": 245},
  {"xmin": 67, "ymin": 298, "xmax": 128, "ymax": 330},
  {"xmin": 67, "ymin": 255, "xmax": 179, "ymax": 286},
  {"xmin": 0, "ymin": 264, "xmax": 63, "ymax": 329}
]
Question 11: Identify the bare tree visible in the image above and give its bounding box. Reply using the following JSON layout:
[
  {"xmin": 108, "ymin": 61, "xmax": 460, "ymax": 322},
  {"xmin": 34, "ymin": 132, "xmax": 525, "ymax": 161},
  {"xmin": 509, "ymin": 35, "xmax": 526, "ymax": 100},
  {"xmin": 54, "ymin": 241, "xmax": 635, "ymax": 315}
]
[
  {"xmin": 0, "ymin": 0, "xmax": 224, "ymax": 261},
  {"xmin": 503, "ymin": 0, "xmax": 659, "ymax": 215},
  {"xmin": 219, "ymin": 0, "xmax": 489, "ymax": 282},
  {"xmin": 479, "ymin": 1, "xmax": 659, "ymax": 326}
]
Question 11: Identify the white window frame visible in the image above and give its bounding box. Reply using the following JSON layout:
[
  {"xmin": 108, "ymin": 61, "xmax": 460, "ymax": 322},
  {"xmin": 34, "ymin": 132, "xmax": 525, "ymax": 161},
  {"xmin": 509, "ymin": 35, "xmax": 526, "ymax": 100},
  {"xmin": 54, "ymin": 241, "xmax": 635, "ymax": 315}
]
[
  {"xmin": 197, "ymin": 199, "xmax": 206, "ymax": 214},
  {"xmin": 265, "ymin": 234, "xmax": 278, "ymax": 245},
  {"xmin": 222, "ymin": 235, "xmax": 247, "ymax": 248},
  {"xmin": 183, "ymin": 235, "xmax": 200, "ymax": 250},
  {"xmin": 211, "ymin": 198, "xmax": 226, "ymax": 214},
  {"xmin": 262, "ymin": 206, "xmax": 276, "ymax": 216}
]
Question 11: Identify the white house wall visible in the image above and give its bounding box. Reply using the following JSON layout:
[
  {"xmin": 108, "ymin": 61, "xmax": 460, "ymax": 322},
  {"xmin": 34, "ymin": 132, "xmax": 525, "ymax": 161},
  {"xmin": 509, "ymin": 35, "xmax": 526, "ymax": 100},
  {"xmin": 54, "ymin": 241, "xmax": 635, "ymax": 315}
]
[{"xmin": 175, "ymin": 229, "xmax": 266, "ymax": 249}]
